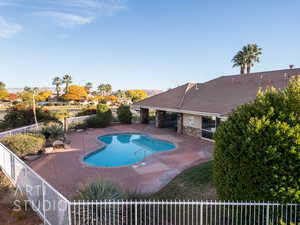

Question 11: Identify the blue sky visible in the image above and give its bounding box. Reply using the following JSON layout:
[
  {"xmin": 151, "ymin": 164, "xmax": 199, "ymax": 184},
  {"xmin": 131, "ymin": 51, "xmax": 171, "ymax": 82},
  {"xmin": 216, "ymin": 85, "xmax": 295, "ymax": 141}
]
[{"xmin": 0, "ymin": 0, "xmax": 299, "ymax": 91}]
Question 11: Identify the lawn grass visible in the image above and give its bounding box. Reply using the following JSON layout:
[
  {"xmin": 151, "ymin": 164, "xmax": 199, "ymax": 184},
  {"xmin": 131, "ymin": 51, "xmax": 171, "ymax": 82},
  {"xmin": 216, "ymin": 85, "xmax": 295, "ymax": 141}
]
[{"xmin": 150, "ymin": 160, "xmax": 216, "ymax": 200}]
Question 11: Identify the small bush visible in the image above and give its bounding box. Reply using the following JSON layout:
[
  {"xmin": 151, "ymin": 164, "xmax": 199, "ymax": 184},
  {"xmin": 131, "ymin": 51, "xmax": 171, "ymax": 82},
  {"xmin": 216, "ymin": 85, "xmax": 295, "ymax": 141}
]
[
  {"xmin": 40, "ymin": 122, "xmax": 64, "ymax": 140},
  {"xmin": 117, "ymin": 105, "xmax": 132, "ymax": 124},
  {"xmin": 96, "ymin": 104, "xmax": 112, "ymax": 127},
  {"xmin": 1, "ymin": 133, "xmax": 45, "ymax": 157}
]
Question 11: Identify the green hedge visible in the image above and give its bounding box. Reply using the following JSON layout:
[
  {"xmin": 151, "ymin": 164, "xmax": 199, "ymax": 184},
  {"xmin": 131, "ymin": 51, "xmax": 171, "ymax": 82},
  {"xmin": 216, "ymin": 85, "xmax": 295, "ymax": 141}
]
[
  {"xmin": 1, "ymin": 133, "xmax": 46, "ymax": 157},
  {"xmin": 95, "ymin": 104, "xmax": 112, "ymax": 127},
  {"xmin": 213, "ymin": 78, "xmax": 300, "ymax": 203},
  {"xmin": 117, "ymin": 105, "xmax": 132, "ymax": 124}
]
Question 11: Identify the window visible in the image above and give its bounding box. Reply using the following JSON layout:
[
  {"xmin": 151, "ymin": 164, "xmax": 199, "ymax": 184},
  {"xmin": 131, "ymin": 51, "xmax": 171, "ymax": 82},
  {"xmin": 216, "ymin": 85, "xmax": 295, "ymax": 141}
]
[{"xmin": 202, "ymin": 116, "xmax": 220, "ymax": 140}]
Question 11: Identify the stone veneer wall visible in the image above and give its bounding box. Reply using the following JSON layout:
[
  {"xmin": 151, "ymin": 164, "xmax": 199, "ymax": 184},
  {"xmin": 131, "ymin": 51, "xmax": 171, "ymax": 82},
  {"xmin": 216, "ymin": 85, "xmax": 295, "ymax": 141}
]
[
  {"xmin": 183, "ymin": 126, "xmax": 201, "ymax": 137},
  {"xmin": 182, "ymin": 114, "xmax": 202, "ymax": 137},
  {"xmin": 155, "ymin": 110, "xmax": 166, "ymax": 128}
]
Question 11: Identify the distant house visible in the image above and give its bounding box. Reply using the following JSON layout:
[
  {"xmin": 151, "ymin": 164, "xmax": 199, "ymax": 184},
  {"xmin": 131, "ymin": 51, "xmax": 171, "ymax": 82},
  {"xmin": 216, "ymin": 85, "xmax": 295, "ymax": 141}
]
[{"xmin": 133, "ymin": 68, "xmax": 300, "ymax": 141}]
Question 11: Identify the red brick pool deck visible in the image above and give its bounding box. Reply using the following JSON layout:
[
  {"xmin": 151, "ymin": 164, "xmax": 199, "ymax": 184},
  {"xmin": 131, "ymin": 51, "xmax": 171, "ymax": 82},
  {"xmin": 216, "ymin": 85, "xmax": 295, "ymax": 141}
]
[{"xmin": 30, "ymin": 124, "xmax": 213, "ymax": 198}]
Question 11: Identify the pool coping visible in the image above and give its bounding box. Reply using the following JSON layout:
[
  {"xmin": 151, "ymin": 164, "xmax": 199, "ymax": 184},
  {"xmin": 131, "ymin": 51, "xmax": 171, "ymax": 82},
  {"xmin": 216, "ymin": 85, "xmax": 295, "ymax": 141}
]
[{"xmin": 79, "ymin": 131, "xmax": 179, "ymax": 169}]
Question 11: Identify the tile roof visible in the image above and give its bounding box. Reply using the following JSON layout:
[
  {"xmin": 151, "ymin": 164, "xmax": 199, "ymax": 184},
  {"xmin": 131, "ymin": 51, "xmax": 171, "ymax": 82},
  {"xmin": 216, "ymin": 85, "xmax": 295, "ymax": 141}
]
[{"xmin": 134, "ymin": 68, "xmax": 300, "ymax": 115}]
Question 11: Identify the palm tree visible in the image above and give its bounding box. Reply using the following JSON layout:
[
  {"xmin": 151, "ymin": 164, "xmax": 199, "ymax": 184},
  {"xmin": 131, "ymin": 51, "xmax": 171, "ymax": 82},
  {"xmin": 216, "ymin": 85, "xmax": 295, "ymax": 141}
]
[
  {"xmin": 52, "ymin": 77, "xmax": 62, "ymax": 99},
  {"xmin": 243, "ymin": 44, "xmax": 262, "ymax": 74},
  {"xmin": 232, "ymin": 44, "xmax": 262, "ymax": 74},
  {"xmin": 105, "ymin": 84, "xmax": 112, "ymax": 96},
  {"xmin": 62, "ymin": 74, "xmax": 73, "ymax": 94},
  {"xmin": 85, "ymin": 82, "xmax": 93, "ymax": 94},
  {"xmin": 232, "ymin": 51, "xmax": 246, "ymax": 74},
  {"xmin": 98, "ymin": 84, "xmax": 109, "ymax": 96}
]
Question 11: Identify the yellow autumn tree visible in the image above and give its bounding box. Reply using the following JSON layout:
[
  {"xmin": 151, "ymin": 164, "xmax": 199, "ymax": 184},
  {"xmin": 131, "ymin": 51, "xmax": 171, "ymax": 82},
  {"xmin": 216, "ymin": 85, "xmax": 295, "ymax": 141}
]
[
  {"xmin": 36, "ymin": 90, "xmax": 53, "ymax": 102},
  {"xmin": 63, "ymin": 85, "xmax": 88, "ymax": 101},
  {"xmin": 125, "ymin": 90, "xmax": 148, "ymax": 103},
  {"xmin": 0, "ymin": 89, "xmax": 9, "ymax": 100}
]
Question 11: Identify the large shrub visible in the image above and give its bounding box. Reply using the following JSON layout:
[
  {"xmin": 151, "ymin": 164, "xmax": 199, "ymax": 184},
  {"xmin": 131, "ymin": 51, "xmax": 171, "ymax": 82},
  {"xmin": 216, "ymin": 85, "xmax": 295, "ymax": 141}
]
[
  {"xmin": 117, "ymin": 105, "xmax": 132, "ymax": 124},
  {"xmin": 1, "ymin": 133, "xmax": 46, "ymax": 157},
  {"xmin": 2, "ymin": 105, "xmax": 57, "ymax": 129},
  {"xmin": 214, "ymin": 78, "xmax": 300, "ymax": 203},
  {"xmin": 95, "ymin": 103, "xmax": 112, "ymax": 127},
  {"xmin": 86, "ymin": 116, "xmax": 104, "ymax": 128}
]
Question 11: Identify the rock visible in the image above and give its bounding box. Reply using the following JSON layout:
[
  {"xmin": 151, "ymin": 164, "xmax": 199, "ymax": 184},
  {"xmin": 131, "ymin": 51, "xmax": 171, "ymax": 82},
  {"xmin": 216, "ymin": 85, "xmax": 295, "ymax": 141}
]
[
  {"xmin": 76, "ymin": 129, "xmax": 84, "ymax": 132},
  {"xmin": 53, "ymin": 140, "xmax": 64, "ymax": 148},
  {"xmin": 24, "ymin": 155, "xmax": 40, "ymax": 161},
  {"xmin": 63, "ymin": 144, "xmax": 70, "ymax": 149},
  {"xmin": 45, "ymin": 147, "xmax": 54, "ymax": 153}
]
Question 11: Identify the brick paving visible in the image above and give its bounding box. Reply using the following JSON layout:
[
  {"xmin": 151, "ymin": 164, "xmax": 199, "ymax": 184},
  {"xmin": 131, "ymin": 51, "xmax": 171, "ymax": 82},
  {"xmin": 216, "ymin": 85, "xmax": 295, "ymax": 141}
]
[{"xmin": 30, "ymin": 124, "xmax": 213, "ymax": 198}]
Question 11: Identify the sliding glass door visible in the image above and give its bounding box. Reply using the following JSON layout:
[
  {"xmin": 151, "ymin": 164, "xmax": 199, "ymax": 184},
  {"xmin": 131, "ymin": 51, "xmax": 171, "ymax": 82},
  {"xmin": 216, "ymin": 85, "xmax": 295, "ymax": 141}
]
[{"xmin": 201, "ymin": 116, "xmax": 220, "ymax": 140}]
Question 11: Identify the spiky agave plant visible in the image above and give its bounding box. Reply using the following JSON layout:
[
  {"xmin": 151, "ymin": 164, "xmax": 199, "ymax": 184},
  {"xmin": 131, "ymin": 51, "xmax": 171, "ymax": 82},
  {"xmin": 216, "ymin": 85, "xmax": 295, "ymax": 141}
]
[{"xmin": 74, "ymin": 180, "xmax": 127, "ymax": 225}]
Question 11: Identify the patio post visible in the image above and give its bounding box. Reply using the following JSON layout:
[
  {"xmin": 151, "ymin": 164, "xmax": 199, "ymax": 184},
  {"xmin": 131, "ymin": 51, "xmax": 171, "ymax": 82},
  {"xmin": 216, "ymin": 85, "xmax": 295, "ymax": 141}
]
[
  {"xmin": 140, "ymin": 108, "xmax": 149, "ymax": 124},
  {"xmin": 155, "ymin": 110, "xmax": 166, "ymax": 128},
  {"xmin": 177, "ymin": 113, "xmax": 183, "ymax": 134}
]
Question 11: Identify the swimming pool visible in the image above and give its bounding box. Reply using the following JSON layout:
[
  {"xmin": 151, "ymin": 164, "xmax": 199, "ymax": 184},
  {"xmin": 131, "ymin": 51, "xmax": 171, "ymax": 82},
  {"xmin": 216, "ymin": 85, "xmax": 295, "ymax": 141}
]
[{"xmin": 83, "ymin": 133, "xmax": 176, "ymax": 167}]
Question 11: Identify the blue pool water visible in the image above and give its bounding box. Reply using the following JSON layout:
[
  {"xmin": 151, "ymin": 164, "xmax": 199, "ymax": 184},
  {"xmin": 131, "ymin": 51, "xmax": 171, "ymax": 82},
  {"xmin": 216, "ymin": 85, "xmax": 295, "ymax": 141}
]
[{"xmin": 83, "ymin": 133, "xmax": 176, "ymax": 167}]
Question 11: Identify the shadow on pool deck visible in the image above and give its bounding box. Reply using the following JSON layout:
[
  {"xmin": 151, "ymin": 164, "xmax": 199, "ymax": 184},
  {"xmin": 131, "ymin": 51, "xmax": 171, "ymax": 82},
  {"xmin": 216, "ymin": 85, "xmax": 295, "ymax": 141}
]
[{"xmin": 30, "ymin": 124, "xmax": 214, "ymax": 198}]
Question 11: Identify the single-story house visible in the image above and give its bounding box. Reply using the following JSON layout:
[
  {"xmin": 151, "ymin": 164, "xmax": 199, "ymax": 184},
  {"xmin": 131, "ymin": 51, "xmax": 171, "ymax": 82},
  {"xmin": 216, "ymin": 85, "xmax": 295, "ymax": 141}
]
[{"xmin": 133, "ymin": 68, "xmax": 300, "ymax": 141}]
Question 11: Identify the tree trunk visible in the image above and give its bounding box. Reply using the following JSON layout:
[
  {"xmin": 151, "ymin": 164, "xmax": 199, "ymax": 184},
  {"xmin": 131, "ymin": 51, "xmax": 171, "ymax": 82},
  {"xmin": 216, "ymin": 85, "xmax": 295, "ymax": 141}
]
[
  {"xmin": 247, "ymin": 65, "xmax": 251, "ymax": 74},
  {"xmin": 240, "ymin": 66, "xmax": 245, "ymax": 75},
  {"xmin": 32, "ymin": 94, "xmax": 38, "ymax": 126},
  {"xmin": 56, "ymin": 85, "xmax": 60, "ymax": 99}
]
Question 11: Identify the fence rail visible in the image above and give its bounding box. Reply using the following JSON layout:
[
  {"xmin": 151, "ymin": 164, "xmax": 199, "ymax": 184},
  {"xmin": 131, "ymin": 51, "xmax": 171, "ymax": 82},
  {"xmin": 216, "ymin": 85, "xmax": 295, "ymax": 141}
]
[
  {"xmin": 64, "ymin": 115, "xmax": 96, "ymax": 131},
  {"xmin": 0, "ymin": 124, "xmax": 299, "ymax": 225},
  {"xmin": 0, "ymin": 123, "xmax": 42, "ymax": 139}
]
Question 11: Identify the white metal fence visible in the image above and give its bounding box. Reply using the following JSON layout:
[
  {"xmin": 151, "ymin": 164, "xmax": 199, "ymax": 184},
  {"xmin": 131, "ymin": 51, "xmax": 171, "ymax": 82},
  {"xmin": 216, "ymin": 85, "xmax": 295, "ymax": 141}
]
[
  {"xmin": 0, "ymin": 129, "xmax": 299, "ymax": 225},
  {"xmin": 69, "ymin": 201, "xmax": 299, "ymax": 225},
  {"xmin": 0, "ymin": 143, "xmax": 70, "ymax": 225},
  {"xmin": 0, "ymin": 123, "xmax": 42, "ymax": 139}
]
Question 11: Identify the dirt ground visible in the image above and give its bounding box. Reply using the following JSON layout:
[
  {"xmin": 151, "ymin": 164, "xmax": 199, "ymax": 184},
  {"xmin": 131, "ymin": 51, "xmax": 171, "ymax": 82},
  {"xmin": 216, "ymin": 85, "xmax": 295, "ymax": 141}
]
[{"xmin": 0, "ymin": 172, "xmax": 41, "ymax": 225}]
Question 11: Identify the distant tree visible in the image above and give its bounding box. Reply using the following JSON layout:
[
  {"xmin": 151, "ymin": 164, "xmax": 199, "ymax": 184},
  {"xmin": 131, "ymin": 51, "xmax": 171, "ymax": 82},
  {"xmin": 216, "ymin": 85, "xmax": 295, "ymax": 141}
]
[
  {"xmin": 0, "ymin": 90, "xmax": 8, "ymax": 100},
  {"xmin": 8, "ymin": 93, "xmax": 18, "ymax": 102},
  {"xmin": 125, "ymin": 90, "xmax": 148, "ymax": 103},
  {"xmin": 63, "ymin": 85, "xmax": 88, "ymax": 101},
  {"xmin": 232, "ymin": 44, "xmax": 262, "ymax": 74},
  {"xmin": 97, "ymin": 84, "xmax": 112, "ymax": 96},
  {"xmin": 20, "ymin": 87, "xmax": 39, "ymax": 125},
  {"xmin": 85, "ymin": 82, "xmax": 93, "ymax": 94},
  {"xmin": 114, "ymin": 90, "xmax": 126, "ymax": 98},
  {"xmin": 0, "ymin": 82, "xmax": 8, "ymax": 100},
  {"xmin": 0, "ymin": 81, "xmax": 6, "ymax": 90},
  {"xmin": 52, "ymin": 76, "xmax": 62, "ymax": 99},
  {"xmin": 62, "ymin": 74, "xmax": 73, "ymax": 94},
  {"xmin": 36, "ymin": 90, "xmax": 53, "ymax": 102}
]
